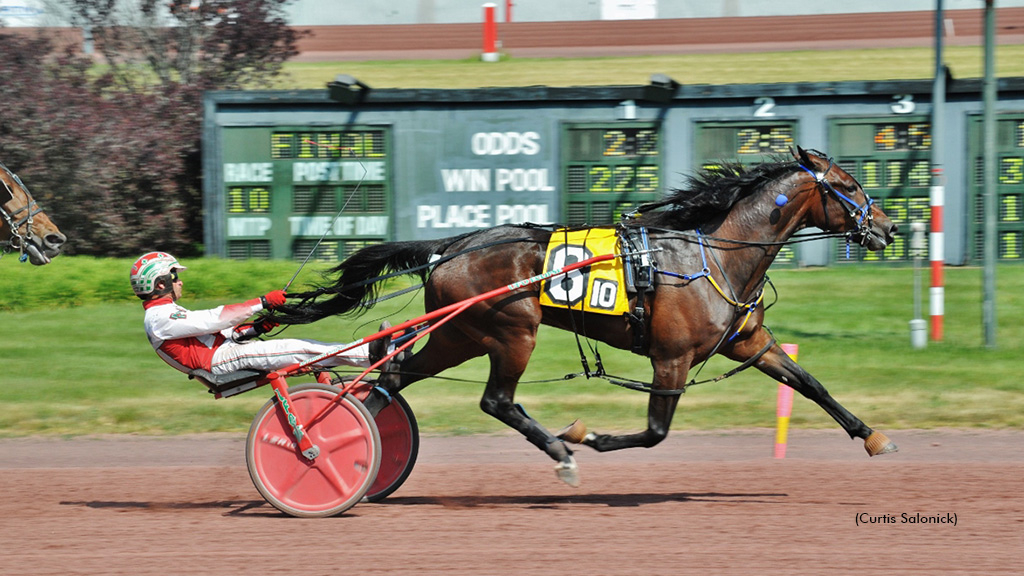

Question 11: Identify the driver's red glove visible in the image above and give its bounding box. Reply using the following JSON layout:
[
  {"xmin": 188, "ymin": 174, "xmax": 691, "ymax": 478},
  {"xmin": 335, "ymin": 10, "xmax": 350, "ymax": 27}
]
[
  {"xmin": 261, "ymin": 290, "xmax": 287, "ymax": 310},
  {"xmin": 254, "ymin": 318, "xmax": 279, "ymax": 335}
]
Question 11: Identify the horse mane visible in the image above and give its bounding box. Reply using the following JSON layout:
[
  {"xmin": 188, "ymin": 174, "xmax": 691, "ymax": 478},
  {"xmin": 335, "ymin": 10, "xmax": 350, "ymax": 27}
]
[{"xmin": 633, "ymin": 158, "xmax": 796, "ymax": 230}]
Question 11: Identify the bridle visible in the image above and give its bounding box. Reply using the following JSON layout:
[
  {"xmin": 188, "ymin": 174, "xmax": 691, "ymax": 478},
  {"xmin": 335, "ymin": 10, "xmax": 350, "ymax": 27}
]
[
  {"xmin": 0, "ymin": 162, "xmax": 44, "ymax": 261},
  {"xmin": 796, "ymin": 155, "xmax": 877, "ymax": 246}
]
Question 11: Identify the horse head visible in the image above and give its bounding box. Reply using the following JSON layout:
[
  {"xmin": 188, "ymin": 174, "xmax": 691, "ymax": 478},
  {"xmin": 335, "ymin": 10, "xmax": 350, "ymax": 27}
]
[
  {"xmin": 0, "ymin": 162, "xmax": 66, "ymax": 265},
  {"xmin": 787, "ymin": 146, "xmax": 897, "ymax": 251}
]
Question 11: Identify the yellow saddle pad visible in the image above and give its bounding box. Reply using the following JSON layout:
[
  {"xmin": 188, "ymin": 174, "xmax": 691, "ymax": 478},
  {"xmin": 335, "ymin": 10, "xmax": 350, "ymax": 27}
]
[{"xmin": 539, "ymin": 228, "xmax": 628, "ymax": 315}]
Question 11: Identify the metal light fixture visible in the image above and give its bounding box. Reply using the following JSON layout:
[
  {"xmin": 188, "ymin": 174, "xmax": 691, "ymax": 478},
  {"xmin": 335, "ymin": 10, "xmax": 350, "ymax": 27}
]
[
  {"xmin": 327, "ymin": 74, "xmax": 371, "ymax": 105},
  {"xmin": 643, "ymin": 73, "xmax": 679, "ymax": 104}
]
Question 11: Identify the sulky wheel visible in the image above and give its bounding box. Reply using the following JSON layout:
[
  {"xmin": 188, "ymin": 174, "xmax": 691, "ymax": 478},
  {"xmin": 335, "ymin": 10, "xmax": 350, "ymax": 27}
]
[
  {"xmin": 362, "ymin": 392, "xmax": 419, "ymax": 502},
  {"xmin": 245, "ymin": 383, "xmax": 381, "ymax": 518}
]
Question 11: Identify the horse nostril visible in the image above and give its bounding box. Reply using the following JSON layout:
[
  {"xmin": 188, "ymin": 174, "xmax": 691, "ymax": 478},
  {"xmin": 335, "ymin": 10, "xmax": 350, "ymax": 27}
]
[{"xmin": 45, "ymin": 233, "xmax": 67, "ymax": 248}]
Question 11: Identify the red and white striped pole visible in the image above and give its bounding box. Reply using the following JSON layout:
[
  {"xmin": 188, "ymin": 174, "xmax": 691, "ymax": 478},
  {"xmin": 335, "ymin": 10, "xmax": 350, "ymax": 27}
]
[
  {"xmin": 930, "ymin": 175, "xmax": 944, "ymax": 341},
  {"xmin": 481, "ymin": 3, "xmax": 499, "ymax": 62},
  {"xmin": 773, "ymin": 343, "xmax": 798, "ymax": 459}
]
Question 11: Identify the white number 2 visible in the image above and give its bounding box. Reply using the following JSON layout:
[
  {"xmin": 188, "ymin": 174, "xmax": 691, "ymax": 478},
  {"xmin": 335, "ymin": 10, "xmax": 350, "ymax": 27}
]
[{"xmin": 754, "ymin": 97, "xmax": 776, "ymax": 118}]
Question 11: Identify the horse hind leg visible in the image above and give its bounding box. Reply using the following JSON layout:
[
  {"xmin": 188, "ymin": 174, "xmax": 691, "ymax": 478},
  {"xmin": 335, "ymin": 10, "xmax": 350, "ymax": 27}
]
[
  {"xmin": 474, "ymin": 327, "xmax": 582, "ymax": 487},
  {"xmin": 362, "ymin": 323, "xmax": 486, "ymax": 416}
]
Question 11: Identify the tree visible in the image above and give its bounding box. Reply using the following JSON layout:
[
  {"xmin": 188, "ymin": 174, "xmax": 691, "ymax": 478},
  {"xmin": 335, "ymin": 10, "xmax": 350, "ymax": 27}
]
[
  {"xmin": 63, "ymin": 0, "xmax": 301, "ymax": 91},
  {"xmin": 0, "ymin": 1, "xmax": 303, "ymax": 256}
]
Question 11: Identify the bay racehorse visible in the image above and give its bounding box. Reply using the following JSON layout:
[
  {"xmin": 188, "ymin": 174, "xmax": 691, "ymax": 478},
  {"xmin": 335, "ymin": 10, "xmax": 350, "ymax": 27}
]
[
  {"xmin": 1, "ymin": 161, "xmax": 66, "ymax": 265},
  {"xmin": 272, "ymin": 147, "xmax": 899, "ymax": 486}
]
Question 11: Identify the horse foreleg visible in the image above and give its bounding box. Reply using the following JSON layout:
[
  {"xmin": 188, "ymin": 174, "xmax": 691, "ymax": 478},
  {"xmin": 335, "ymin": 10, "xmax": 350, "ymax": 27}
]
[{"xmin": 729, "ymin": 333, "xmax": 897, "ymax": 456}]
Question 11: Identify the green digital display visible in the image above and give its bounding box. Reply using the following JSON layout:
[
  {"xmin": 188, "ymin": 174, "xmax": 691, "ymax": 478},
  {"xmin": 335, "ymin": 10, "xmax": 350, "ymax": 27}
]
[
  {"xmin": 692, "ymin": 121, "xmax": 799, "ymax": 266},
  {"xmin": 966, "ymin": 117, "xmax": 1024, "ymax": 260},
  {"xmin": 873, "ymin": 123, "xmax": 931, "ymax": 152},
  {"xmin": 270, "ymin": 130, "xmax": 386, "ymax": 159},
  {"xmin": 695, "ymin": 122, "xmax": 796, "ymax": 168},
  {"xmin": 829, "ymin": 117, "xmax": 932, "ymax": 264},
  {"xmin": 227, "ymin": 186, "xmax": 270, "ymax": 213},
  {"xmin": 221, "ymin": 126, "xmax": 392, "ymax": 261},
  {"xmin": 735, "ymin": 126, "xmax": 795, "ymax": 155},
  {"xmin": 563, "ymin": 124, "xmax": 661, "ymax": 226}
]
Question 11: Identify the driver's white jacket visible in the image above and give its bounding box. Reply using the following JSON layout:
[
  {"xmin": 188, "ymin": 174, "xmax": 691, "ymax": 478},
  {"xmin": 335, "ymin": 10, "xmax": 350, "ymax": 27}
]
[{"xmin": 142, "ymin": 296, "xmax": 262, "ymax": 373}]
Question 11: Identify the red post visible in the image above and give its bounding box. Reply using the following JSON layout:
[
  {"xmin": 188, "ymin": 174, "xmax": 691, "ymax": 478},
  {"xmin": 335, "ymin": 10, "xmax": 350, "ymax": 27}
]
[
  {"xmin": 506, "ymin": 0, "xmax": 513, "ymax": 22},
  {"xmin": 482, "ymin": 3, "xmax": 499, "ymax": 62},
  {"xmin": 929, "ymin": 183, "xmax": 944, "ymax": 341}
]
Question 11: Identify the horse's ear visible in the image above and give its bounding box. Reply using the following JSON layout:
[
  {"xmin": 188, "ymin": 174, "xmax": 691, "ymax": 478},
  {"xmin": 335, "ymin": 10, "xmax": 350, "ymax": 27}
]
[{"xmin": 794, "ymin": 145, "xmax": 813, "ymax": 167}]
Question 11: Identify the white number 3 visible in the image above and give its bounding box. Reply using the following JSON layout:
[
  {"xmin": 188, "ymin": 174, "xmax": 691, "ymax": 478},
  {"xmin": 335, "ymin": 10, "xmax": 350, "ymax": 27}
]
[{"xmin": 891, "ymin": 95, "xmax": 916, "ymax": 114}]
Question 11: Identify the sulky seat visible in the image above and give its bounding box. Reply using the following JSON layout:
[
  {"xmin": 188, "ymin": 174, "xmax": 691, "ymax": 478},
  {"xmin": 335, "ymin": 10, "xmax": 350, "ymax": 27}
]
[{"xmin": 188, "ymin": 368, "xmax": 267, "ymax": 398}]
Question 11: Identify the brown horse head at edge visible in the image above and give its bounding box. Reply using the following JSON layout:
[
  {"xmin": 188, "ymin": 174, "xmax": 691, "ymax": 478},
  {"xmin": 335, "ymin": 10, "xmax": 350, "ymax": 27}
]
[{"xmin": 0, "ymin": 161, "xmax": 66, "ymax": 265}]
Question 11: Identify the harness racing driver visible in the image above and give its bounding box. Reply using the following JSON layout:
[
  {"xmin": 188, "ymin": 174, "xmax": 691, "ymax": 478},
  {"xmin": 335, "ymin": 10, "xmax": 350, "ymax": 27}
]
[{"xmin": 130, "ymin": 251, "xmax": 392, "ymax": 379}]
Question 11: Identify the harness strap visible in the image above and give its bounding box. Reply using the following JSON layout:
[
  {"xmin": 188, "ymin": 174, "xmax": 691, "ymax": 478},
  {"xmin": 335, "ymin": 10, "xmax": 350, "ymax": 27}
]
[
  {"xmin": 596, "ymin": 337, "xmax": 777, "ymax": 396},
  {"xmin": 686, "ymin": 337, "xmax": 777, "ymax": 389},
  {"xmin": 618, "ymin": 225, "xmax": 655, "ymax": 355}
]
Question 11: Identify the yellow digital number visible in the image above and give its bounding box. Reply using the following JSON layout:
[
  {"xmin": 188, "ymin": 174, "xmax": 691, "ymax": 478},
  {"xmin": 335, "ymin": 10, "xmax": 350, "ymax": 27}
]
[
  {"xmin": 886, "ymin": 160, "xmax": 904, "ymax": 186},
  {"xmin": 737, "ymin": 128, "xmax": 759, "ymax": 154},
  {"xmin": 636, "ymin": 129, "xmax": 659, "ymax": 156},
  {"xmin": 316, "ymin": 133, "xmax": 341, "ymax": 158},
  {"xmin": 297, "ymin": 133, "xmax": 316, "ymax": 158},
  {"xmin": 636, "ymin": 165, "xmax": 659, "ymax": 192},
  {"xmin": 908, "ymin": 161, "xmax": 930, "ymax": 187},
  {"xmin": 603, "ymin": 130, "xmax": 626, "ymax": 157},
  {"xmin": 1001, "ymin": 232, "xmax": 1020, "ymax": 259},
  {"xmin": 908, "ymin": 197, "xmax": 930, "ymax": 222},
  {"xmin": 227, "ymin": 187, "xmax": 246, "ymax": 213},
  {"xmin": 883, "ymin": 198, "xmax": 908, "ymax": 223},
  {"xmin": 1002, "ymin": 195, "xmax": 1020, "ymax": 222},
  {"xmin": 613, "ymin": 166, "xmax": 635, "ymax": 192},
  {"xmin": 862, "ymin": 160, "xmax": 881, "ymax": 188},
  {"xmin": 908, "ymin": 123, "xmax": 932, "ymax": 150},
  {"xmin": 875, "ymin": 125, "xmax": 897, "ymax": 151},
  {"xmin": 364, "ymin": 132, "xmax": 385, "ymax": 158},
  {"xmin": 999, "ymin": 157, "xmax": 1024, "ymax": 185},
  {"xmin": 590, "ymin": 166, "xmax": 612, "ymax": 192},
  {"xmin": 886, "ymin": 236, "xmax": 907, "ymax": 260},
  {"xmin": 271, "ymin": 133, "xmax": 294, "ymax": 159},
  {"xmin": 769, "ymin": 128, "xmax": 793, "ymax": 152},
  {"xmin": 249, "ymin": 187, "xmax": 270, "ymax": 213}
]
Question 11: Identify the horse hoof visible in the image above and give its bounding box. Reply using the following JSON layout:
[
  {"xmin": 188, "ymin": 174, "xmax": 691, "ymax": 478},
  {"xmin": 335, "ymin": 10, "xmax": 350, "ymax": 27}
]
[
  {"xmin": 554, "ymin": 456, "xmax": 581, "ymax": 487},
  {"xmin": 864, "ymin": 431, "xmax": 898, "ymax": 456},
  {"xmin": 555, "ymin": 419, "xmax": 588, "ymax": 444}
]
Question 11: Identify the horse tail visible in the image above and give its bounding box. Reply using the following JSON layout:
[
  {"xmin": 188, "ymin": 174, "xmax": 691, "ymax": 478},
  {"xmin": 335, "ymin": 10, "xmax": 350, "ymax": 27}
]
[{"xmin": 272, "ymin": 235, "xmax": 471, "ymax": 325}]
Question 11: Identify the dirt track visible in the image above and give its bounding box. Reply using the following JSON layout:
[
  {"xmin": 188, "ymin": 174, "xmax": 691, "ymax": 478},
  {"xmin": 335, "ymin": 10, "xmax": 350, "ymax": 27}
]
[
  {"xmin": 1, "ymin": 430, "xmax": 1020, "ymax": 575},
  {"xmin": 292, "ymin": 8, "xmax": 1024, "ymax": 61}
]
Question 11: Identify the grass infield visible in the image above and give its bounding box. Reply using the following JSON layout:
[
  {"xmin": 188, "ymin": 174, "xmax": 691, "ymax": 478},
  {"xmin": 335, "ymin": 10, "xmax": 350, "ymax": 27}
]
[{"xmin": 0, "ymin": 257, "xmax": 1020, "ymax": 436}]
